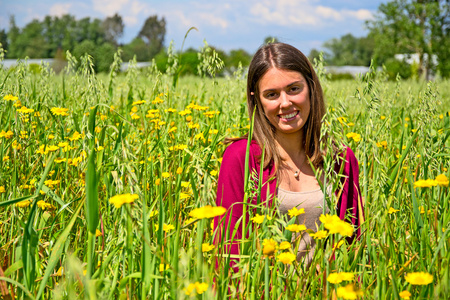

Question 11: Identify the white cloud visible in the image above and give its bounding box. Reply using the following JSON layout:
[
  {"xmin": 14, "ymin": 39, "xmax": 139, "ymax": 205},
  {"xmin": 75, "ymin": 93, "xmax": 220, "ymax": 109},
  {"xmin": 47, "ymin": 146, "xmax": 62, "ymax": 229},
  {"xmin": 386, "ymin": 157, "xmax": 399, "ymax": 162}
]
[
  {"xmin": 92, "ymin": 0, "xmax": 130, "ymax": 17},
  {"xmin": 344, "ymin": 9, "xmax": 373, "ymax": 21},
  {"xmin": 316, "ymin": 6, "xmax": 342, "ymax": 21},
  {"xmin": 250, "ymin": 0, "xmax": 374, "ymax": 27},
  {"xmin": 49, "ymin": 3, "xmax": 73, "ymax": 17},
  {"xmin": 197, "ymin": 13, "xmax": 228, "ymax": 29}
]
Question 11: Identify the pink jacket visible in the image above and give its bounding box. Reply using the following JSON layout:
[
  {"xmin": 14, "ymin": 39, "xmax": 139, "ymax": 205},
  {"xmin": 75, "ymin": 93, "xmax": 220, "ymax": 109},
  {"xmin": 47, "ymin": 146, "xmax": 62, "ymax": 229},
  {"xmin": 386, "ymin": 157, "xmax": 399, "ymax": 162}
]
[{"xmin": 214, "ymin": 139, "xmax": 364, "ymax": 266}]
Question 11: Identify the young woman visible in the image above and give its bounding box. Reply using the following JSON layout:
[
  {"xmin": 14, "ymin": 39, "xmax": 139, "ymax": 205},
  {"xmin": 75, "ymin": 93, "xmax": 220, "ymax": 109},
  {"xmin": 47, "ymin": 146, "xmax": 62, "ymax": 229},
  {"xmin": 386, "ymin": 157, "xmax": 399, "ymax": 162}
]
[{"xmin": 214, "ymin": 42, "xmax": 364, "ymax": 269}]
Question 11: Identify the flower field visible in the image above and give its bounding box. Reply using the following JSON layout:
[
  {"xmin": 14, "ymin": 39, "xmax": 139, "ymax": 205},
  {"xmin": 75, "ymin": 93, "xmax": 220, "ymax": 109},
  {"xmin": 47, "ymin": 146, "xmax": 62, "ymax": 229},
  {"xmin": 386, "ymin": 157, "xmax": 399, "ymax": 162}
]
[{"xmin": 0, "ymin": 51, "xmax": 449, "ymax": 299}]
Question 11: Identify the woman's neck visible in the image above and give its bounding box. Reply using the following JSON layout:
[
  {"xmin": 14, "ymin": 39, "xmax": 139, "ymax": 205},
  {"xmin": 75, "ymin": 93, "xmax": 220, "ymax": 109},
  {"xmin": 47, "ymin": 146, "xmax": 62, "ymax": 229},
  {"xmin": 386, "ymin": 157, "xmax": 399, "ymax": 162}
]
[{"xmin": 275, "ymin": 131, "xmax": 305, "ymax": 163}]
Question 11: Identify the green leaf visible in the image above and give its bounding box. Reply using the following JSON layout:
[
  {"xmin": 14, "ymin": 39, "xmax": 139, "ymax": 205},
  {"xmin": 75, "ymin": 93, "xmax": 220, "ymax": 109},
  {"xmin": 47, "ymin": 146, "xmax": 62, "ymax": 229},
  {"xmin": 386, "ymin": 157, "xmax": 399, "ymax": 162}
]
[{"xmin": 35, "ymin": 200, "xmax": 84, "ymax": 300}]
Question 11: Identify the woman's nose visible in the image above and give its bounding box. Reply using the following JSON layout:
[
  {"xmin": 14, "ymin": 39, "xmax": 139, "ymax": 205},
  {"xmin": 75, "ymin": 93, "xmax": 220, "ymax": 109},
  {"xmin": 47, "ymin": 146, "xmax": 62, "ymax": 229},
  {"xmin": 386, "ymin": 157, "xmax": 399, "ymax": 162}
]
[{"xmin": 279, "ymin": 92, "xmax": 291, "ymax": 107}]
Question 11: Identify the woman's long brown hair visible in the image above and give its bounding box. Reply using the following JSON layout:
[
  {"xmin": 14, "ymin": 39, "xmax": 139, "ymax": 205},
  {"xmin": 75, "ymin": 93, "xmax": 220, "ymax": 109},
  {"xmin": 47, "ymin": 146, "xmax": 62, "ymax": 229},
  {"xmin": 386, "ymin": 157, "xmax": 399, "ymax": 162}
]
[{"xmin": 226, "ymin": 42, "xmax": 326, "ymax": 174}]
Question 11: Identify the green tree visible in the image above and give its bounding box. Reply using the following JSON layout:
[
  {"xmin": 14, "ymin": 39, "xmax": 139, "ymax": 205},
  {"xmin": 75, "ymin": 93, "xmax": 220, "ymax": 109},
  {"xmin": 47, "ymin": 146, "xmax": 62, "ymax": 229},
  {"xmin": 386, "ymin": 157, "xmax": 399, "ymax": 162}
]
[
  {"xmin": 6, "ymin": 16, "xmax": 21, "ymax": 58},
  {"xmin": 264, "ymin": 36, "xmax": 279, "ymax": 44},
  {"xmin": 308, "ymin": 48, "xmax": 322, "ymax": 63},
  {"xmin": 122, "ymin": 37, "xmax": 150, "ymax": 61},
  {"xmin": 73, "ymin": 40, "xmax": 96, "ymax": 62},
  {"xmin": 226, "ymin": 49, "xmax": 251, "ymax": 70},
  {"xmin": 102, "ymin": 13, "xmax": 124, "ymax": 46},
  {"xmin": 138, "ymin": 15, "xmax": 166, "ymax": 58},
  {"xmin": 0, "ymin": 29, "xmax": 8, "ymax": 53},
  {"xmin": 367, "ymin": 0, "xmax": 450, "ymax": 79},
  {"xmin": 323, "ymin": 34, "xmax": 374, "ymax": 66},
  {"xmin": 14, "ymin": 20, "xmax": 47, "ymax": 58},
  {"xmin": 96, "ymin": 42, "xmax": 116, "ymax": 72}
]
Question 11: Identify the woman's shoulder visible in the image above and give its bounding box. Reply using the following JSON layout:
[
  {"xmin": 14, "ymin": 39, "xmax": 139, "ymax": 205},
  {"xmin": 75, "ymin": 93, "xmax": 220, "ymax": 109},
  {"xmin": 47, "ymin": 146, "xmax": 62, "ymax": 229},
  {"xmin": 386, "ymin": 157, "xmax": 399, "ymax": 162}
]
[
  {"xmin": 334, "ymin": 145, "xmax": 357, "ymax": 160},
  {"xmin": 333, "ymin": 145, "xmax": 359, "ymax": 171},
  {"xmin": 223, "ymin": 139, "xmax": 261, "ymax": 158}
]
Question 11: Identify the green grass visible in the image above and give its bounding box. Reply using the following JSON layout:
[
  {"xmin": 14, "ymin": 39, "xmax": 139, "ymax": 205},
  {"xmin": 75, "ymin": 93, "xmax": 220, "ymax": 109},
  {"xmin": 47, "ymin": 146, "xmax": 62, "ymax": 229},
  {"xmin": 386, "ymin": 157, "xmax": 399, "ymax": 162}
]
[{"xmin": 0, "ymin": 53, "xmax": 449, "ymax": 299}]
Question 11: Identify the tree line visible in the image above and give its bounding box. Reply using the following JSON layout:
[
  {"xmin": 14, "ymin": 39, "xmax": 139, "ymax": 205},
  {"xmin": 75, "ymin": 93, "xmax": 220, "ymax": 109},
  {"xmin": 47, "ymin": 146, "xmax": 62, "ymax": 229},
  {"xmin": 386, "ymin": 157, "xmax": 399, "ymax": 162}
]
[
  {"xmin": 0, "ymin": 13, "xmax": 252, "ymax": 75},
  {"xmin": 311, "ymin": 0, "xmax": 450, "ymax": 80},
  {"xmin": 0, "ymin": 0, "xmax": 449, "ymax": 79}
]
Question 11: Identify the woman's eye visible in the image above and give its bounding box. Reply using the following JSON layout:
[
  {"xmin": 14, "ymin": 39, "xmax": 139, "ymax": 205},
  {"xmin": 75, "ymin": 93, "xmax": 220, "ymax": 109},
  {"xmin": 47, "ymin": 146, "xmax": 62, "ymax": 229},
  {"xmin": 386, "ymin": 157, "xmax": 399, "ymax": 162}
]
[
  {"xmin": 289, "ymin": 86, "xmax": 301, "ymax": 93},
  {"xmin": 265, "ymin": 92, "xmax": 278, "ymax": 99}
]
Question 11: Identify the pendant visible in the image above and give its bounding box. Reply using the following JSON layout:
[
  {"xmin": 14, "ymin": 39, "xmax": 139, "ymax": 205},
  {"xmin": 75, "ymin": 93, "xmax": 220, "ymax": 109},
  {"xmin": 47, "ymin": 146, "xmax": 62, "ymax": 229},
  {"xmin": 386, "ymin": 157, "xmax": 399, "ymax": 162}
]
[{"xmin": 294, "ymin": 171, "xmax": 299, "ymax": 178}]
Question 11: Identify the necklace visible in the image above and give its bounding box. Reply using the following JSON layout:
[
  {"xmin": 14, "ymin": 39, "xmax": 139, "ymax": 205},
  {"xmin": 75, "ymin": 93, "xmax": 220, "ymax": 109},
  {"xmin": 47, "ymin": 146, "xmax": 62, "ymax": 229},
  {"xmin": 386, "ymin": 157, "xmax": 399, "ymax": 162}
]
[{"xmin": 284, "ymin": 161, "xmax": 301, "ymax": 179}]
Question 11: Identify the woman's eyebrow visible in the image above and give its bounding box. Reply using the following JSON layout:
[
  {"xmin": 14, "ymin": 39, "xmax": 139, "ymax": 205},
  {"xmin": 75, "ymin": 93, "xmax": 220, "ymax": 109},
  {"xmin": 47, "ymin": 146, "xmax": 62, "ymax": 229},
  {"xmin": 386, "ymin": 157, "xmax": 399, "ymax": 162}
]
[{"xmin": 261, "ymin": 80, "xmax": 304, "ymax": 93}]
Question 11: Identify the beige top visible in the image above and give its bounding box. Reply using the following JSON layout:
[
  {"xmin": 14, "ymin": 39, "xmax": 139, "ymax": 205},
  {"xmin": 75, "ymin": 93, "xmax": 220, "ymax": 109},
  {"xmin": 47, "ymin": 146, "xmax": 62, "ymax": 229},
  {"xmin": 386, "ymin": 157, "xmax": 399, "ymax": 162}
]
[{"xmin": 278, "ymin": 187, "xmax": 330, "ymax": 268}]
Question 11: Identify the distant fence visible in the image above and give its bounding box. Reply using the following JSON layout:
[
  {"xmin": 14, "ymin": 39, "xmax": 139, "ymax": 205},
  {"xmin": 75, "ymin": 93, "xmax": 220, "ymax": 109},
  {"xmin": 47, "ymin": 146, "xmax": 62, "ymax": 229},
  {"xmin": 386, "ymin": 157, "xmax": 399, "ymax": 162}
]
[
  {"xmin": 1, "ymin": 59, "xmax": 151, "ymax": 72},
  {"xmin": 2, "ymin": 59, "xmax": 375, "ymax": 76}
]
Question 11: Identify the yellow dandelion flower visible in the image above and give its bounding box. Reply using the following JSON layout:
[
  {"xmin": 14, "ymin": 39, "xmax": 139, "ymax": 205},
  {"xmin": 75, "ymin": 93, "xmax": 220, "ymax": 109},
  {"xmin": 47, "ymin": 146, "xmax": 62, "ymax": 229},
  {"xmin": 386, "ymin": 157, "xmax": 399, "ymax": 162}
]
[
  {"xmin": 376, "ymin": 141, "xmax": 388, "ymax": 149},
  {"xmin": 188, "ymin": 122, "xmax": 199, "ymax": 129},
  {"xmin": 95, "ymin": 229, "xmax": 102, "ymax": 237},
  {"xmin": 288, "ymin": 207, "xmax": 305, "ymax": 218},
  {"xmin": 0, "ymin": 130, "xmax": 14, "ymax": 139},
  {"xmin": 210, "ymin": 170, "xmax": 218, "ymax": 176},
  {"xmin": 16, "ymin": 199, "xmax": 31, "ymax": 208},
  {"xmin": 54, "ymin": 267, "xmax": 64, "ymax": 277},
  {"xmin": 109, "ymin": 193, "xmax": 138, "ymax": 208},
  {"xmin": 202, "ymin": 243, "xmax": 215, "ymax": 252},
  {"xmin": 132, "ymin": 100, "xmax": 146, "ymax": 106},
  {"xmin": 337, "ymin": 117, "xmax": 347, "ymax": 124},
  {"xmin": 399, "ymin": 290, "xmax": 411, "ymax": 299},
  {"xmin": 159, "ymin": 264, "xmax": 169, "ymax": 272},
  {"xmin": 333, "ymin": 240, "xmax": 345, "ymax": 250},
  {"xmin": 152, "ymin": 96, "xmax": 164, "ymax": 104},
  {"xmin": 178, "ymin": 109, "xmax": 191, "ymax": 116},
  {"xmin": 189, "ymin": 205, "xmax": 226, "ymax": 219},
  {"xmin": 176, "ymin": 167, "xmax": 183, "ymax": 174},
  {"xmin": 17, "ymin": 106, "xmax": 34, "ymax": 114},
  {"xmin": 310, "ymin": 230, "xmax": 328, "ymax": 239},
  {"xmin": 279, "ymin": 241, "xmax": 291, "ymax": 250},
  {"xmin": 277, "ymin": 252, "xmax": 296, "ymax": 264},
  {"xmin": 336, "ymin": 284, "xmax": 363, "ymax": 299},
  {"xmin": 3, "ymin": 94, "xmax": 18, "ymax": 101},
  {"xmin": 346, "ymin": 132, "xmax": 361, "ymax": 142},
  {"xmin": 37, "ymin": 200, "xmax": 56, "ymax": 211},
  {"xmin": 180, "ymin": 192, "xmax": 191, "ymax": 199},
  {"xmin": 286, "ymin": 224, "xmax": 307, "ymax": 232},
  {"xmin": 326, "ymin": 219, "xmax": 354, "ymax": 237},
  {"xmin": 327, "ymin": 272, "xmax": 355, "ymax": 284},
  {"xmin": 69, "ymin": 131, "xmax": 83, "ymax": 141},
  {"xmin": 413, "ymin": 179, "xmax": 438, "ymax": 188},
  {"xmin": 435, "ymin": 174, "xmax": 449, "ymax": 187},
  {"xmin": 184, "ymin": 282, "xmax": 208, "ymax": 295},
  {"xmin": 46, "ymin": 145, "xmax": 59, "ymax": 152},
  {"xmin": 262, "ymin": 238, "xmax": 277, "ymax": 257},
  {"xmin": 251, "ymin": 214, "xmax": 271, "ymax": 224},
  {"xmin": 181, "ymin": 181, "xmax": 190, "ymax": 188},
  {"xmin": 51, "ymin": 107, "xmax": 69, "ymax": 116},
  {"xmin": 388, "ymin": 207, "xmax": 400, "ymax": 214},
  {"xmin": 320, "ymin": 213, "xmax": 340, "ymax": 225},
  {"xmin": 163, "ymin": 224, "xmax": 175, "ymax": 232},
  {"xmin": 405, "ymin": 272, "xmax": 433, "ymax": 285},
  {"xmin": 162, "ymin": 172, "xmax": 170, "ymax": 178}
]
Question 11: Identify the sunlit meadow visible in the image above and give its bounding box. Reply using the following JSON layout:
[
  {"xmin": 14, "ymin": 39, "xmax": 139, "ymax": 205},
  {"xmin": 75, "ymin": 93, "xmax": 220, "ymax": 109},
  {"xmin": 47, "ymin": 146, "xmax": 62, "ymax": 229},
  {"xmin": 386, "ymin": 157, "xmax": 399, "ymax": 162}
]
[{"xmin": 0, "ymin": 45, "xmax": 449, "ymax": 299}]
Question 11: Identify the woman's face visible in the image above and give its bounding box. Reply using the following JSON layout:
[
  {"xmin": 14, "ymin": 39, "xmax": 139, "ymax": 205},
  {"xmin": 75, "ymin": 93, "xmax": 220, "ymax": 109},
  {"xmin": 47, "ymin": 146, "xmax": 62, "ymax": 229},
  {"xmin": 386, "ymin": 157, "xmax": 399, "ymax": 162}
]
[{"xmin": 258, "ymin": 67, "xmax": 310, "ymax": 137}]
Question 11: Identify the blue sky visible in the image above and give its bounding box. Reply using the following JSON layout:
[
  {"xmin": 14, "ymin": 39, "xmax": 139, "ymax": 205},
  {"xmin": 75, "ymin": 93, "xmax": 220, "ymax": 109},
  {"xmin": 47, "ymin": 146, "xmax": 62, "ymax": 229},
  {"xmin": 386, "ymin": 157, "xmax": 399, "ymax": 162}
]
[{"xmin": 0, "ymin": 0, "xmax": 387, "ymax": 55}]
